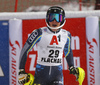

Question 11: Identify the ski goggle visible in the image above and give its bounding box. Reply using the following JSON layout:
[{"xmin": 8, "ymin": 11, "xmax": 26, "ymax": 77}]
[{"xmin": 48, "ymin": 13, "xmax": 64, "ymax": 22}]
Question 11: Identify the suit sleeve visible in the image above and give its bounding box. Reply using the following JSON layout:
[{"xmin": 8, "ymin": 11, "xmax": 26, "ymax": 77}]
[
  {"xmin": 19, "ymin": 28, "xmax": 42, "ymax": 69},
  {"xmin": 64, "ymin": 32, "xmax": 74, "ymax": 67}
]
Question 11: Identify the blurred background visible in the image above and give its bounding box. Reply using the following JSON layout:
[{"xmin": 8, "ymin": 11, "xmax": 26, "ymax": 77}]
[{"xmin": 0, "ymin": 0, "xmax": 99, "ymax": 12}]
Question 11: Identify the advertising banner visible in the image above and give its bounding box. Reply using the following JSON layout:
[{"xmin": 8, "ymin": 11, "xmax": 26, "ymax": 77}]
[
  {"xmin": 9, "ymin": 19, "xmax": 22, "ymax": 85},
  {"xmin": 86, "ymin": 16, "xmax": 100, "ymax": 85},
  {"xmin": 8, "ymin": 17, "xmax": 99, "ymax": 85},
  {"xmin": 0, "ymin": 21, "xmax": 9, "ymax": 85}
]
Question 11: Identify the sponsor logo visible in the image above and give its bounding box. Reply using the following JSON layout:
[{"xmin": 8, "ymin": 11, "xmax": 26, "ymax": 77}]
[
  {"xmin": 28, "ymin": 30, "xmax": 38, "ymax": 43},
  {"xmin": 92, "ymin": 38, "xmax": 98, "ymax": 47},
  {"xmin": 47, "ymin": 46, "xmax": 62, "ymax": 49},
  {"xmin": 41, "ymin": 57, "xmax": 62, "ymax": 63},
  {"xmin": 9, "ymin": 39, "xmax": 21, "ymax": 85},
  {"xmin": 50, "ymin": 35, "xmax": 58, "ymax": 45},
  {"xmin": 86, "ymin": 37, "xmax": 98, "ymax": 85}
]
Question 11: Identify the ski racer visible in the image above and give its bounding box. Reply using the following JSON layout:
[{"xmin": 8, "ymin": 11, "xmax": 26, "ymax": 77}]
[{"xmin": 18, "ymin": 6, "xmax": 85, "ymax": 85}]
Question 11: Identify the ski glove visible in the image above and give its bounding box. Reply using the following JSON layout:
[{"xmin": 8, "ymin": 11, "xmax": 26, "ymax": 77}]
[
  {"xmin": 18, "ymin": 69, "xmax": 28, "ymax": 84},
  {"xmin": 69, "ymin": 66, "xmax": 79, "ymax": 80}
]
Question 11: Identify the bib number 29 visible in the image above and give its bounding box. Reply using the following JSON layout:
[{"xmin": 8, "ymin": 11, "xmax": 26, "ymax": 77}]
[{"xmin": 49, "ymin": 50, "xmax": 59, "ymax": 58}]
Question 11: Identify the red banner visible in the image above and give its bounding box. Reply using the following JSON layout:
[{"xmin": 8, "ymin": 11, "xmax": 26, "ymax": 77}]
[{"xmin": 22, "ymin": 18, "xmax": 87, "ymax": 85}]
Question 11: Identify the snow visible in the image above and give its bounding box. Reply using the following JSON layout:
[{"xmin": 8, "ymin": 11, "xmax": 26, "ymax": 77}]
[{"xmin": 25, "ymin": 2, "xmax": 95, "ymax": 12}]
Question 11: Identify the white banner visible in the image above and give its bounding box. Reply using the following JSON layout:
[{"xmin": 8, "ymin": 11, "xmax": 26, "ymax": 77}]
[
  {"xmin": 86, "ymin": 16, "xmax": 100, "ymax": 85},
  {"xmin": 9, "ymin": 19, "xmax": 22, "ymax": 85}
]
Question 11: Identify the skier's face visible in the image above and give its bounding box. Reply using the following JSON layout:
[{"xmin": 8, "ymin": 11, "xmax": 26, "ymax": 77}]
[{"xmin": 49, "ymin": 19, "xmax": 61, "ymax": 31}]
